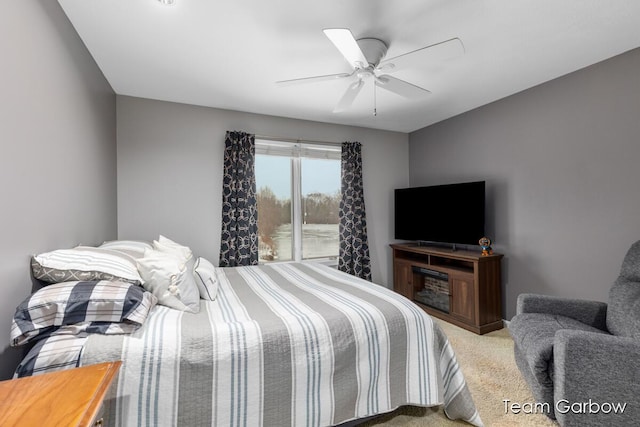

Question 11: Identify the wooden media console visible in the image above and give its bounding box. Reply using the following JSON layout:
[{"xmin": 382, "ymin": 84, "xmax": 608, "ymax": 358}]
[{"xmin": 390, "ymin": 242, "xmax": 503, "ymax": 335}]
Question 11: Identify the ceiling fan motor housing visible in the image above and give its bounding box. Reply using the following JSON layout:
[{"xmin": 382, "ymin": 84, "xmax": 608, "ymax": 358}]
[{"xmin": 356, "ymin": 38, "xmax": 388, "ymax": 68}]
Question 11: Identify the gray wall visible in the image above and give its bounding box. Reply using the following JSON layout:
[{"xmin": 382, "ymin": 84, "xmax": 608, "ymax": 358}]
[
  {"xmin": 0, "ymin": 2, "xmax": 116, "ymax": 379},
  {"xmin": 116, "ymin": 96, "xmax": 409, "ymax": 287},
  {"xmin": 409, "ymin": 48, "xmax": 640, "ymax": 319}
]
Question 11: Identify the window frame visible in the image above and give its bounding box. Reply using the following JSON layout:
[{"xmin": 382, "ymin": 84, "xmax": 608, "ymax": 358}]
[{"xmin": 255, "ymin": 139, "xmax": 340, "ymax": 266}]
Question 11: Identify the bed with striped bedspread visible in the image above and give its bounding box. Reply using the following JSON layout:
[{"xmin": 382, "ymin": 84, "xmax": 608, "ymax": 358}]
[{"xmin": 80, "ymin": 262, "xmax": 483, "ymax": 427}]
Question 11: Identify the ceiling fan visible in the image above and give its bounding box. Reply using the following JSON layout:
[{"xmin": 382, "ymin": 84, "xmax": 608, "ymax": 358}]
[{"xmin": 276, "ymin": 28, "xmax": 465, "ymax": 115}]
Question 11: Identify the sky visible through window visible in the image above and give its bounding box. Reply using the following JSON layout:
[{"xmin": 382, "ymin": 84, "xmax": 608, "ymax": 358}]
[{"xmin": 255, "ymin": 155, "xmax": 340, "ymax": 199}]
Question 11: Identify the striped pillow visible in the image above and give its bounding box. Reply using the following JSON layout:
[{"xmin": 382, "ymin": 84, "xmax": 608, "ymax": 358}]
[
  {"xmin": 13, "ymin": 334, "xmax": 87, "ymax": 378},
  {"xmin": 31, "ymin": 246, "xmax": 143, "ymax": 285},
  {"xmin": 99, "ymin": 239, "xmax": 154, "ymax": 258},
  {"xmin": 10, "ymin": 280, "xmax": 157, "ymax": 347}
]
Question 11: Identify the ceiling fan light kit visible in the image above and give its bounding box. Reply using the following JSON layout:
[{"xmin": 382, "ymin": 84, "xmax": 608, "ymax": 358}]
[{"xmin": 276, "ymin": 28, "xmax": 464, "ymax": 115}]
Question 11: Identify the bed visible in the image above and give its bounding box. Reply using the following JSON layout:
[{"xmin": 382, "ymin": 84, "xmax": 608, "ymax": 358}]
[{"xmin": 12, "ymin": 242, "xmax": 483, "ymax": 427}]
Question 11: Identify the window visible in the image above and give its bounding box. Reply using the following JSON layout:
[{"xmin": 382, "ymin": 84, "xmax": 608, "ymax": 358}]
[{"xmin": 255, "ymin": 140, "xmax": 341, "ymax": 264}]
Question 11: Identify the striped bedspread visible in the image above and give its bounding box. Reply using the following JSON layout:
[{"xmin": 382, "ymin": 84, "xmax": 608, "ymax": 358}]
[{"xmin": 81, "ymin": 262, "xmax": 483, "ymax": 427}]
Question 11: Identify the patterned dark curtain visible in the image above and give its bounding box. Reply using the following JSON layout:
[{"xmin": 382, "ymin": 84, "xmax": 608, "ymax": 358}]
[
  {"xmin": 339, "ymin": 141, "xmax": 372, "ymax": 281},
  {"xmin": 219, "ymin": 130, "xmax": 259, "ymax": 267}
]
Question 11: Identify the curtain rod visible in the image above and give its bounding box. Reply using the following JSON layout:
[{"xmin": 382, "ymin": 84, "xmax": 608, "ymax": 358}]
[{"xmin": 254, "ymin": 134, "xmax": 342, "ymax": 147}]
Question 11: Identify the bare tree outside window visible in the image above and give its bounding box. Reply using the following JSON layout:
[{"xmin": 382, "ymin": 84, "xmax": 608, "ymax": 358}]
[{"xmin": 256, "ymin": 186, "xmax": 285, "ymax": 261}]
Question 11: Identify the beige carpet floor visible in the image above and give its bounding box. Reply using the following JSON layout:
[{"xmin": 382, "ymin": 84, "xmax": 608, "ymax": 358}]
[{"xmin": 359, "ymin": 319, "xmax": 558, "ymax": 427}]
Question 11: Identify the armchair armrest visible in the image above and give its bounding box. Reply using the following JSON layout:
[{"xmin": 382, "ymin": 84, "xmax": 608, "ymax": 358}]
[
  {"xmin": 516, "ymin": 293, "xmax": 607, "ymax": 330},
  {"xmin": 553, "ymin": 330, "xmax": 640, "ymax": 427}
]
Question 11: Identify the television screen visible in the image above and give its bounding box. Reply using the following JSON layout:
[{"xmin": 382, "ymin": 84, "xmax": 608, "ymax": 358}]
[{"xmin": 394, "ymin": 181, "xmax": 485, "ymax": 246}]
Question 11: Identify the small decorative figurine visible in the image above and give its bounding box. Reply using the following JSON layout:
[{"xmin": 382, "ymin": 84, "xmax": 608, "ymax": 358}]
[{"xmin": 479, "ymin": 237, "xmax": 493, "ymax": 256}]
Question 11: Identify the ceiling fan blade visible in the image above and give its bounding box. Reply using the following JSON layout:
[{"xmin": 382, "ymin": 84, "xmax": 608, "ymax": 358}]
[
  {"xmin": 323, "ymin": 28, "xmax": 369, "ymax": 69},
  {"xmin": 276, "ymin": 72, "xmax": 352, "ymax": 86},
  {"xmin": 334, "ymin": 79, "xmax": 365, "ymax": 112},
  {"xmin": 375, "ymin": 75, "xmax": 431, "ymax": 99},
  {"xmin": 379, "ymin": 37, "xmax": 464, "ymax": 73}
]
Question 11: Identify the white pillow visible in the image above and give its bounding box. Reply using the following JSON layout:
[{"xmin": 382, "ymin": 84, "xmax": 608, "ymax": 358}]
[
  {"xmin": 194, "ymin": 257, "xmax": 219, "ymax": 301},
  {"xmin": 152, "ymin": 235, "xmax": 193, "ymax": 262},
  {"xmin": 136, "ymin": 249, "xmax": 200, "ymax": 313}
]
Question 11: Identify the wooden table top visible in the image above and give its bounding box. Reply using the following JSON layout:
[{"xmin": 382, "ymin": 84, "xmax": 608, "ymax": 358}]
[{"xmin": 0, "ymin": 361, "xmax": 121, "ymax": 427}]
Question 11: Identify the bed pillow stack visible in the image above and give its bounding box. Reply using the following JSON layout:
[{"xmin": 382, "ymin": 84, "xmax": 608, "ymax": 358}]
[
  {"xmin": 17, "ymin": 237, "xmax": 221, "ymax": 377},
  {"xmin": 29, "ymin": 237, "xmax": 219, "ymax": 315},
  {"xmin": 13, "ymin": 250, "xmax": 159, "ymax": 378},
  {"xmin": 25, "ymin": 242, "xmax": 160, "ymax": 341}
]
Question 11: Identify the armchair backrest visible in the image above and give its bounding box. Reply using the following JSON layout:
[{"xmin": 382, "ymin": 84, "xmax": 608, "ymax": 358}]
[{"xmin": 607, "ymin": 240, "xmax": 640, "ymax": 338}]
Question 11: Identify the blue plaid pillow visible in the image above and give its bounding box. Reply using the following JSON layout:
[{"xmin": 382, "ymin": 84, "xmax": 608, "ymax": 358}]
[{"xmin": 11, "ymin": 280, "xmax": 157, "ymax": 347}]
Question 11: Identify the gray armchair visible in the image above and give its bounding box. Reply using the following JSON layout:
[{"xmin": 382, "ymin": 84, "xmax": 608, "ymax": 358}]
[{"xmin": 509, "ymin": 240, "xmax": 640, "ymax": 427}]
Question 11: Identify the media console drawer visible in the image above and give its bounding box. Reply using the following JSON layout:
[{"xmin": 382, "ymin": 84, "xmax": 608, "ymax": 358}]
[{"xmin": 390, "ymin": 243, "xmax": 503, "ymax": 335}]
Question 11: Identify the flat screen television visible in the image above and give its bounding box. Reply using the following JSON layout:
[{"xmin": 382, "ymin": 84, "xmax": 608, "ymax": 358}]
[{"xmin": 394, "ymin": 180, "xmax": 485, "ymax": 247}]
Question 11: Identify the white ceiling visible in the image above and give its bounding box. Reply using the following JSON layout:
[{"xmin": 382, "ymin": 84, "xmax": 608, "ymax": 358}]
[{"xmin": 58, "ymin": 0, "xmax": 640, "ymax": 133}]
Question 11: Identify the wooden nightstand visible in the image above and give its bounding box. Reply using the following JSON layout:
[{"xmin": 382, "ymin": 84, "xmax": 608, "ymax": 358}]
[{"xmin": 0, "ymin": 361, "xmax": 121, "ymax": 427}]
